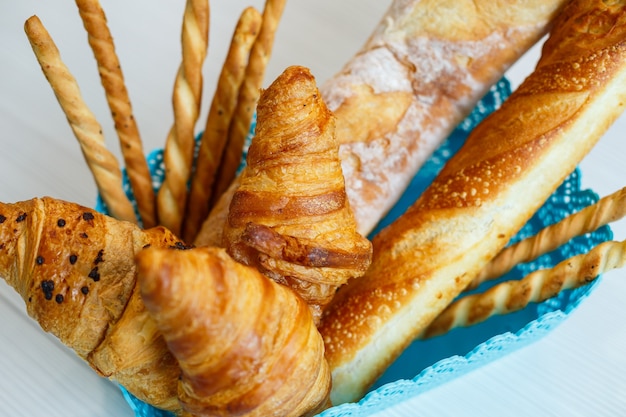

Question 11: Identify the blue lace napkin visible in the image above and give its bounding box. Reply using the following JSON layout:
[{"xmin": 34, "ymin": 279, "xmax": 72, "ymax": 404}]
[{"xmin": 98, "ymin": 78, "xmax": 612, "ymax": 417}]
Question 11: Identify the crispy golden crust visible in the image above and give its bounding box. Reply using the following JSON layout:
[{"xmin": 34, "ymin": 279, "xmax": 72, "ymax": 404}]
[
  {"xmin": 183, "ymin": 6, "xmax": 262, "ymax": 242},
  {"xmin": 24, "ymin": 16, "xmax": 137, "ymax": 224},
  {"xmin": 319, "ymin": 0, "xmax": 626, "ymax": 405},
  {"xmin": 422, "ymin": 238, "xmax": 626, "ymax": 339},
  {"xmin": 0, "ymin": 197, "xmax": 188, "ymax": 412},
  {"xmin": 322, "ymin": 0, "xmax": 569, "ymax": 236},
  {"xmin": 76, "ymin": 0, "xmax": 157, "ymax": 228},
  {"xmin": 223, "ymin": 66, "xmax": 372, "ymax": 323},
  {"xmin": 137, "ymin": 246, "xmax": 331, "ymax": 417},
  {"xmin": 157, "ymin": 0, "xmax": 210, "ymax": 236}
]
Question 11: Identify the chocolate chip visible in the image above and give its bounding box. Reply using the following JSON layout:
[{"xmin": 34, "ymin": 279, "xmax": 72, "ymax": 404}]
[
  {"xmin": 36, "ymin": 256, "xmax": 44, "ymax": 265},
  {"xmin": 94, "ymin": 249, "xmax": 104, "ymax": 265},
  {"xmin": 82, "ymin": 212, "xmax": 95, "ymax": 221},
  {"xmin": 169, "ymin": 241, "xmax": 194, "ymax": 250},
  {"xmin": 80, "ymin": 232, "xmax": 88, "ymax": 239},
  {"xmin": 55, "ymin": 294, "xmax": 64, "ymax": 304},
  {"xmin": 41, "ymin": 280, "xmax": 54, "ymax": 300},
  {"xmin": 81, "ymin": 286, "xmax": 89, "ymax": 295},
  {"xmin": 69, "ymin": 254, "xmax": 78, "ymax": 265},
  {"xmin": 88, "ymin": 267, "xmax": 100, "ymax": 282},
  {"xmin": 57, "ymin": 219, "xmax": 66, "ymax": 227},
  {"xmin": 0, "ymin": 214, "xmax": 5, "ymax": 224},
  {"xmin": 16, "ymin": 213, "xmax": 27, "ymax": 222}
]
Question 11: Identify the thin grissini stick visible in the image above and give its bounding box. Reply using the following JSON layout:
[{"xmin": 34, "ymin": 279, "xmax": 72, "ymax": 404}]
[
  {"xmin": 421, "ymin": 239, "xmax": 626, "ymax": 339},
  {"xmin": 193, "ymin": 0, "xmax": 570, "ymax": 247},
  {"xmin": 469, "ymin": 185, "xmax": 626, "ymax": 290},
  {"xmin": 210, "ymin": 0, "xmax": 287, "ymax": 204},
  {"xmin": 24, "ymin": 15, "xmax": 137, "ymax": 224},
  {"xmin": 75, "ymin": 0, "xmax": 157, "ymax": 228},
  {"xmin": 183, "ymin": 6, "xmax": 262, "ymax": 243},
  {"xmin": 318, "ymin": 0, "xmax": 626, "ymax": 405},
  {"xmin": 321, "ymin": 0, "xmax": 571, "ymax": 237},
  {"xmin": 157, "ymin": 0, "xmax": 209, "ymax": 236}
]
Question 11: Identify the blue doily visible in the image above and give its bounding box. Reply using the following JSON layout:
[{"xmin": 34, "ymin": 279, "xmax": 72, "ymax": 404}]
[{"xmin": 99, "ymin": 78, "xmax": 612, "ymax": 417}]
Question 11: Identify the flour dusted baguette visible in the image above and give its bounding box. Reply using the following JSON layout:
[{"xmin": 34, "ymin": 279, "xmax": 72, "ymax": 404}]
[
  {"xmin": 319, "ymin": 0, "xmax": 569, "ymax": 236},
  {"xmin": 318, "ymin": 0, "xmax": 626, "ymax": 405},
  {"xmin": 193, "ymin": 0, "xmax": 568, "ymax": 247}
]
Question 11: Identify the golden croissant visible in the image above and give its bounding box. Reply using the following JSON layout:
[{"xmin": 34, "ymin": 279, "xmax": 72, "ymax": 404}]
[
  {"xmin": 223, "ymin": 65, "xmax": 373, "ymax": 322},
  {"xmin": 0, "ymin": 196, "xmax": 184, "ymax": 412},
  {"xmin": 137, "ymin": 246, "xmax": 331, "ymax": 417}
]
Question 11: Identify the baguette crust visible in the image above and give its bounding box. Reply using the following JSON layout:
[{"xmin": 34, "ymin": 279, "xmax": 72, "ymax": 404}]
[
  {"xmin": 319, "ymin": 0, "xmax": 626, "ymax": 404},
  {"xmin": 321, "ymin": 0, "xmax": 569, "ymax": 236}
]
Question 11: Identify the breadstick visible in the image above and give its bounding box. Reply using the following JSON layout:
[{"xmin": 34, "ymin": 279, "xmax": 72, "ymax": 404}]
[
  {"xmin": 24, "ymin": 15, "xmax": 136, "ymax": 224},
  {"xmin": 421, "ymin": 239, "xmax": 626, "ymax": 339},
  {"xmin": 210, "ymin": 0, "xmax": 286, "ymax": 204},
  {"xmin": 75, "ymin": 0, "xmax": 156, "ymax": 228},
  {"xmin": 183, "ymin": 6, "xmax": 262, "ymax": 243},
  {"xmin": 318, "ymin": 0, "xmax": 626, "ymax": 405},
  {"xmin": 156, "ymin": 0, "xmax": 209, "ymax": 236},
  {"xmin": 469, "ymin": 185, "xmax": 626, "ymax": 290}
]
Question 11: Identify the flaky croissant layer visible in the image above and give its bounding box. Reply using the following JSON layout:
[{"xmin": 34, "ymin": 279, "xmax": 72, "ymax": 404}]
[
  {"xmin": 223, "ymin": 65, "xmax": 372, "ymax": 323},
  {"xmin": 0, "ymin": 197, "xmax": 183, "ymax": 412},
  {"xmin": 137, "ymin": 246, "xmax": 332, "ymax": 417}
]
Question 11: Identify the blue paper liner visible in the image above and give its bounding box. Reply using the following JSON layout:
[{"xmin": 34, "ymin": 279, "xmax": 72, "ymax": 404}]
[{"xmin": 97, "ymin": 78, "xmax": 612, "ymax": 417}]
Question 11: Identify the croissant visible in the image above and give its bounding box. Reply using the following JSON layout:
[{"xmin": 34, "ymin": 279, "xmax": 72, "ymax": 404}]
[
  {"xmin": 0, "ymin": 196, "xmax": 184, "ymax": 413},
  {"xmin": 223, "ymin": 65, "xmax": 373, "ymax": 322},
  {"xmin": 136, "ymin": 246, "xmax": 331, "ymax": 417}
]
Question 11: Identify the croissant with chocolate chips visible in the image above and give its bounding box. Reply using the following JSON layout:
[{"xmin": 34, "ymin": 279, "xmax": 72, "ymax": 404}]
[
  {"xmin": 0, "ymin": 197, "xmax": 183, "ymax": 413},
  {"xmin": 137, "ymin": 246, "xmax": 331, "ymax": 417},
  {"xmin": 222, "ymin": 65, "xmax": 373, "ymax": 323}
]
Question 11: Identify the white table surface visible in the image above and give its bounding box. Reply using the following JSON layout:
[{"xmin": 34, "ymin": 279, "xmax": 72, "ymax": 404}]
[{"xmin": 2, "ymin": 1, "xmax": 626, "ymax": 416}]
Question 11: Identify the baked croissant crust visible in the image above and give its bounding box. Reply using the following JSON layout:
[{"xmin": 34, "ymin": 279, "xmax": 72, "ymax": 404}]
[
  {"xmin": 223, "ymin": 65, "xmax": 373, "ymax": 322},
  {"xmin": 0, "ymin": 197, "xmax": 184, "ymax": 412},
  {"xmin": 137, "ymin": 246, "xmax": 331, "ymax": 417}
]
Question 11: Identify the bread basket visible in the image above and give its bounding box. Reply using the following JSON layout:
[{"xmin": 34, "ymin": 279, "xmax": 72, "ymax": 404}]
[{"xmin": 97, "ymin": 77, "xmax": 612, "ymax": 417}]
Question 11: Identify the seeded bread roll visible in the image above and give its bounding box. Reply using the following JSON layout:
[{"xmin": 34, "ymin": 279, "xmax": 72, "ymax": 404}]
[{"xmin": 318, "ymin": 0, "xmax": 626, "ymax": 405}]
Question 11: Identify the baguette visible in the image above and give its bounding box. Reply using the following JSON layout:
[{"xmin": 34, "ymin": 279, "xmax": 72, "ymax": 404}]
[
  {"xmin": 318, "ymin": 0, "xmax": 626, "ymax": 405},
  {"xmin": 320, "ymin": 0, "xmax": 569, "ymax": 236},
  {"xmin": 193, "ymin": 0, "xmax": 568, "ymax": 246}
]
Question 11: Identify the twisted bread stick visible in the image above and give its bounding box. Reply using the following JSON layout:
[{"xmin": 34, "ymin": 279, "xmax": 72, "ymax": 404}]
[
  {"xmin": 24, "ymin": 15, "xmax": 137, "ymax": 224},
  {"xmin": 422, "ymin": 239, "xmax": 626, "ymax": 339},
  {"xmin": 76, "ymin": 0, "xmax": 156, "ymax": 228},
  {"xmin": 210, "ymin": 0, "xmax": 286, "ymax": 204},
  {"xmin": 183, "ymin": 7, "xmax": 262, "ymax": 242},
  {"xmin": 469, "ymin": 185, "xmax": 626, "ymax": 290},
  {"xmin": 157, "ymin": 0, "xmax": 209, "ymax": 236}
]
